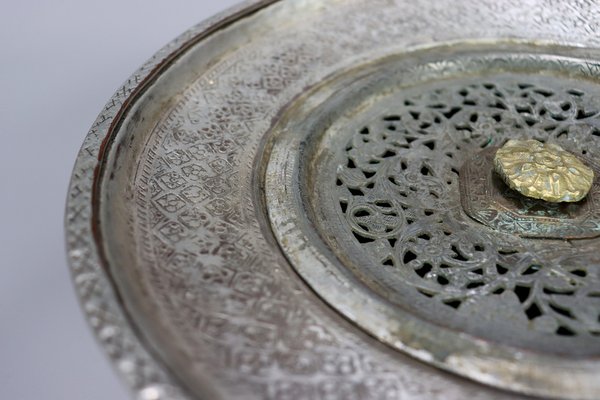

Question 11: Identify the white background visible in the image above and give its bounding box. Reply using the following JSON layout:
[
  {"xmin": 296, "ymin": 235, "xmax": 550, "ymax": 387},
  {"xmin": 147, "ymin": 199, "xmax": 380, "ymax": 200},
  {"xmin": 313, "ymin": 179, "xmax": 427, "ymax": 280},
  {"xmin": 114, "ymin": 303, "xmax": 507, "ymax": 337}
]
[{"xmin": 0, "ymin": 1, "xmax": 240, "ymax": 399}]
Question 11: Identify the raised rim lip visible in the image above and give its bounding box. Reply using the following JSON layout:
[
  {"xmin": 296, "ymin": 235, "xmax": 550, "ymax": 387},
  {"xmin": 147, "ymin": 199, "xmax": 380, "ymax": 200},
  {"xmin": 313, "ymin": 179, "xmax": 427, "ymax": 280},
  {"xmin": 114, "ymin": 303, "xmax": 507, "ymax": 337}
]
[
  {"xmin": 64, "ymin": 1, "xmax": 277, "ymax": 399},
  {"xmin": 263, "ymin": 46, "xmax": 600, "ymax": 400}
]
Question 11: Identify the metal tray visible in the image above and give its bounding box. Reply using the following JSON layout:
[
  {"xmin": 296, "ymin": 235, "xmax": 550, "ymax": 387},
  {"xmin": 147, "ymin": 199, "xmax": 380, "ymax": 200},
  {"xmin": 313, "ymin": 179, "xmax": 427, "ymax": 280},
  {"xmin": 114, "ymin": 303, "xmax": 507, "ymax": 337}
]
[{"xmin": 66, "ymin": 1, "xmax": 600, "ymax": 399}]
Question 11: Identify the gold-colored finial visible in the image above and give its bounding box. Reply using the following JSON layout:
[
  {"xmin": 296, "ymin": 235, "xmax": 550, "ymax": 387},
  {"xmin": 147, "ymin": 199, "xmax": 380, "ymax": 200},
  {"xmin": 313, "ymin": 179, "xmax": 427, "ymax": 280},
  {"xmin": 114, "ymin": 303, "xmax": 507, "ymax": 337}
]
[{"xmin": 494, "ymin": 139, "xmax": 594, "ymax": 203}]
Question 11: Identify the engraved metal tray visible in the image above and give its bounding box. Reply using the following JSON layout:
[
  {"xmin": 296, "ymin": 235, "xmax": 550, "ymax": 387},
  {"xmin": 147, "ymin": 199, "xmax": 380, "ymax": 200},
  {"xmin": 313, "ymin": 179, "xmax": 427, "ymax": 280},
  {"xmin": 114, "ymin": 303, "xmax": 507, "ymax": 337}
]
[{"xmin": 66, "ymin": 1, "xmax": 600, "ymax": 399}]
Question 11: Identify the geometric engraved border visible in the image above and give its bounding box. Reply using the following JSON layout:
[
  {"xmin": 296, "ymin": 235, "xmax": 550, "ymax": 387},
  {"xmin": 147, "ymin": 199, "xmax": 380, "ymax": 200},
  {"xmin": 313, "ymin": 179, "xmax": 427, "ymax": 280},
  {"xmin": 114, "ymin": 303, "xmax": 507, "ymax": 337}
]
[{"xmin": 65, "ymin": 2, "xmax": 273, "ymax": 399}]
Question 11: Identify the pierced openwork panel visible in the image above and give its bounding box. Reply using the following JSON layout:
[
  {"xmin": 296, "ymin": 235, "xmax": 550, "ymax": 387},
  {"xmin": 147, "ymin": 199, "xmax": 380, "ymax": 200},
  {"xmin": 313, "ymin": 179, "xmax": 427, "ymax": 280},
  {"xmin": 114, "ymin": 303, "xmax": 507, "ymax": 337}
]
[
  {"xmin": 329, "ymin": 74, "xmax": 600, "ymax": 342},
  {"xmin": 266, "ymin": 48, "xmax": 600, "ymax": 397}
]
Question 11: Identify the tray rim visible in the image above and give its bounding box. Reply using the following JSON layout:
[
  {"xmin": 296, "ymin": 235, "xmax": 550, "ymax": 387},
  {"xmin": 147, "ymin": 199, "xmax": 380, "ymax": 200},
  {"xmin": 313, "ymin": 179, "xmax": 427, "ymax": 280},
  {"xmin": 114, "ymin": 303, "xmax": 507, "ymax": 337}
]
[{"xmin": 64, "ymin": 1, "xmax": 277, "ymax": 399}]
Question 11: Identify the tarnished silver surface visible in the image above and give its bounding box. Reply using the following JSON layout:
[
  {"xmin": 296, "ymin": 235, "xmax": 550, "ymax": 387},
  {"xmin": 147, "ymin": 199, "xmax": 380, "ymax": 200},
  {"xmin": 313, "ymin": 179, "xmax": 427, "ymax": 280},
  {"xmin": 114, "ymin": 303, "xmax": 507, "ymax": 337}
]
[{"xmin": 66, "ymin": 1, "xmax": 600, "ymax": 399}]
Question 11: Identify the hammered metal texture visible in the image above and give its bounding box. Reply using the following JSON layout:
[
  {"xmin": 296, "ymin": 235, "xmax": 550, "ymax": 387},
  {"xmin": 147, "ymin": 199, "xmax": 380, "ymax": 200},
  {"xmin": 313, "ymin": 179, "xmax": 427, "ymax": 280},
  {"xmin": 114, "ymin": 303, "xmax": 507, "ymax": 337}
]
[{"xmin": 65, "ymin": 1, "xmax": 600, "ymax": 399}]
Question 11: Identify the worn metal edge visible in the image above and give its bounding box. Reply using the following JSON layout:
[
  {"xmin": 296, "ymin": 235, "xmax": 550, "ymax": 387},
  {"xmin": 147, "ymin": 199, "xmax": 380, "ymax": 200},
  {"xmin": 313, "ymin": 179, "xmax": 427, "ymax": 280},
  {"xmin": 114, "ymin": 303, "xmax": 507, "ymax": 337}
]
[{"xmin": 64, "ymin": 2, "xmax": 278, "ymax": 399}]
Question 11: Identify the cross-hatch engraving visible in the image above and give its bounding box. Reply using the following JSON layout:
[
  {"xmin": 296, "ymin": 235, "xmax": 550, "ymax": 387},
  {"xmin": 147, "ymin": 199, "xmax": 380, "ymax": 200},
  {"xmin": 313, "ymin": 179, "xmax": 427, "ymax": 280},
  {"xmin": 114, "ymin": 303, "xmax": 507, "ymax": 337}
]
[{"xmin": 336, "ymin": 77, "xmax": 600, "ymax": 338}]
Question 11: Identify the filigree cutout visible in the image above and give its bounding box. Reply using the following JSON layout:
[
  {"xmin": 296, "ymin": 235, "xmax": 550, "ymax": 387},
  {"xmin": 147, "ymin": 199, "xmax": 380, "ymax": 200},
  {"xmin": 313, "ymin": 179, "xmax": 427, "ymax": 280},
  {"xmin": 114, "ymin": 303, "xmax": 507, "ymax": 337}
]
[{"xmin": 336, "ymin": 77, "xmax": 600, "ymax": 338}]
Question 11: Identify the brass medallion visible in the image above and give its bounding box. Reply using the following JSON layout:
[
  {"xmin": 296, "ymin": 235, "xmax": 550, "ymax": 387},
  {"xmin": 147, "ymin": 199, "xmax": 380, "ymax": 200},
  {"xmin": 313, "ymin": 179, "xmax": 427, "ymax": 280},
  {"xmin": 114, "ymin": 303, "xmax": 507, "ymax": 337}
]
[
  {"xmin": 494, "ymin": 139, "xmax": 594, "ymax": 202},
  {"xmin": 461, "ymin": 146, "xmax": 600, "ymax": 239}
]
